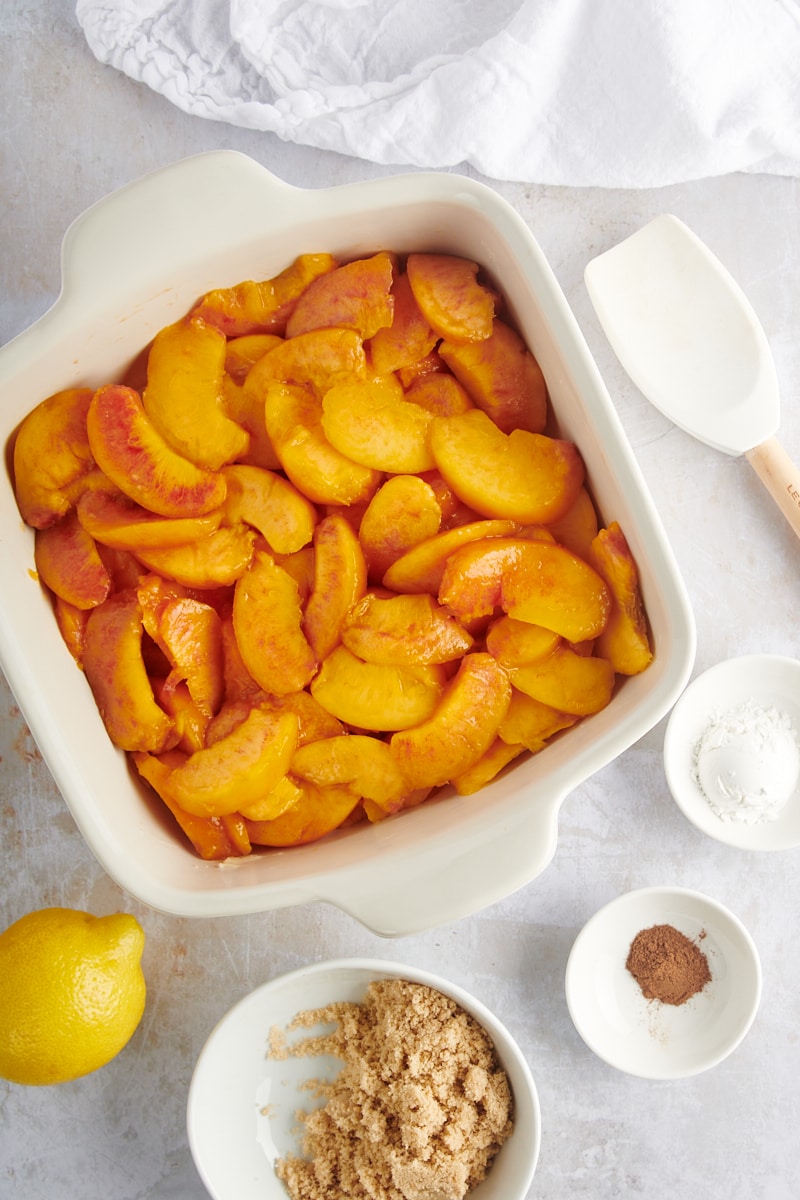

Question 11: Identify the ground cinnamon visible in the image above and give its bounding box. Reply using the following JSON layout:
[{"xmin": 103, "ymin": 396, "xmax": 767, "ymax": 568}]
[{"xmin": 626, "ymin": 923, "xmax": 711, "ymax": 1005}]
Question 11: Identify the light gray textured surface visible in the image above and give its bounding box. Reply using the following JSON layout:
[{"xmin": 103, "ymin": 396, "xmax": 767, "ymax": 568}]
[{"xmin": 2, "ymin": 4, "xmax": 800, "ymax": 1197}]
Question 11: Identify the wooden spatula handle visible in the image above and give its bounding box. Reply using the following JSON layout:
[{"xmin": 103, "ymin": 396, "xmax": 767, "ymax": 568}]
[{"xmin": 745, "ymin": 436, "xmax": 800, "ymax": 539}]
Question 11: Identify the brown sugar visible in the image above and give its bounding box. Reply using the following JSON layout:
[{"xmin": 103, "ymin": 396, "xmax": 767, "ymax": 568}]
[
  {"xmin": 626, "ymin": 923, "xmax": 711, "ymax": 1006},
  {"xmin": 272, "ymin": 978, "xmax": 514, "ymax": 1200}
]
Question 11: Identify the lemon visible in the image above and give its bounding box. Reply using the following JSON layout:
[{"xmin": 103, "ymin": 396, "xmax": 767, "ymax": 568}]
[{"xmin": 0, "ymin": 906, "xmax": 146, "ymax": 1086}]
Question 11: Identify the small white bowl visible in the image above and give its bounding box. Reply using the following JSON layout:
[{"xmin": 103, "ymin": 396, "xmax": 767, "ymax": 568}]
[
  {"xmin": 664, "ymin": 655, "xmax": 800, "ymax": 850},
  {"xmin": 565, "ymin": 887, "xmax": 761, "ymax": 1080},
  {"xmin": 187, "ymin": 958, "xmax": 540, "ymax": 1200}
]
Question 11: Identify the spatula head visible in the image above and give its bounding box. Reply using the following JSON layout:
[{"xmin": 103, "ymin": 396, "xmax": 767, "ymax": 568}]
[{"xmin": 584, "ymin": 214, "xmax": 780, "ymax": 456}]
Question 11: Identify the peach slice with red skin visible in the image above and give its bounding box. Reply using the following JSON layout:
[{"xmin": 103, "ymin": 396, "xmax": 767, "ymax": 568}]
[
  {"xmin": 286, "ymin": 252, "xmax": 395, "ymax": 340},
  {"xmin": 291, "ymin": 734, "xmax": 410, "ymax": 812},
  {"xmin": 142, "ymin": 314, "xmax": 249, "ymax": 469},
  {"xmin": 508, "ymin": 645, "xmax": 616, "ymax": 716},
  {"xmin": 303, "ymin": 514, "xmax": 367, "ymax": 661},
  {"xmin": 168, "ymin": 707, "xmax": 299, "ymax": 817},
  {"xmin": 83, "ymin": 590, "xmax": 175, "ymax": 752},
  {"xmin": 311, "ymin": 646, "xmax": 446, "ymax": 731},
  {"xmin": 53, "ymin": 596, "xmax": 90, "ymax": 666},
  {"xmin": 244, "ymin": 780, "xmax": 361, "ymax": 847},
  {"xmin": 359, "ymin": 475, "xmax": 442, "ymax": 582},
  {"xmin": 13, "ymin": 387, "xmax": 95, "ymax": 529},
  {"xmin": 132, "ymin": 525, "xmax": 256, "ymax": 589},
  {"xmin": 321, "ymin": 375, "xmax": 436, "ymax": 474},
  {"xmin": 133, "ymin": 750, "xmax": 251, "ymax": 860},
  {"xmin": 192, "ymin": 253, "xmax": 339, "ymax": 337},
  {"xmin": 439, "ymin": 319, "xmax": 548, "ymax": 434},
  {"xmin": 588, "ymin": 523, "xmax": 654, "ymax": 675},
  {"xmin": 77, "ymin": 489, "xmax": 224, "ymax": 552},
  {"xmin": 221, "ymin": 464, "xmax": 317, "ymax": 555},
  {"xmin": 86, "ymin": 385, "xmax": 227, "ymax": 518},
  {"xmin": 382, "ymin": 518, "xmax": 520, "ymax": 594},
  {"xmin": 406, "ymin": 254, "xmax": 495, "ymax": 343},
  {"xmin": 390, "ymin": 652, "xmax": 512, "ymax": 790},
  {"xmin": 429, "ymin": 409, "xmax": 584, "ymax": 525},
  {"xmin": 341, "ymin": 592, "xmax": 473, "ymax": 666},
  {"xmin": 34, "ymin": 511, "xmax": 111, "ymax": 610},
  {"xmin": 233, "ymin": 550, "xmax": 317, "ymax": 695},
  {"xmin": 367, "ymin": 270, "xmax": 438, "ymax": 375},
  {"xmin": 151, "ymin": 596, "xmax": 225, "ymax": 718}
]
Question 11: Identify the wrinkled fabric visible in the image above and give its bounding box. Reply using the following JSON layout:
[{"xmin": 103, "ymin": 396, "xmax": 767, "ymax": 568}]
[{"xmin": 76, "ymin": 0, "xmax": 800, "ymax": 187}]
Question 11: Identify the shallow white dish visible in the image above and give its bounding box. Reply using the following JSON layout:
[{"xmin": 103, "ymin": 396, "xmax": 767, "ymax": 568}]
[
  {"xmin": 664, "ymin": 655, "xmax": 800, "ymax": 850},
  {"xmin": 187, "ymin": 958, "xmax": 540, "ymax": 1200},
  {"xmin": 565, "ymin": 886, "xmax": 761, "ymax": 1080},
  {"xmin": 0, "ymin": 150, "xmax": 695, "ymax": 933}
]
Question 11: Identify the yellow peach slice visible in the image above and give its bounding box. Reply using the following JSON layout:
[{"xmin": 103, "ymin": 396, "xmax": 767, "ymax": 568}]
[
  {"xmin": 273, "ymin": 546, "xmax": 315, "ymax": 605},
  {"xmin": 406, "ymin": 254, "xmax": 495, "ymax": 343},
  {"xmin": 13, "ymin": 387, "xmax": 94, "ymax": 529},
  {"xmin": 438, "ymin": 537, "xmax": 532, "ymax": 624},
  {"xmin": 359, "ymin": 475, "xmax": 442, "ymax": 582},
  {"xmin": 132, "ymin": 525, "xmax": 255, "ymax": 589},
  {"xmin": 34, "ymin": 511, "xmax": 111, "ymax": 610},
  {"xmin": 509, "ymin": 646, "xmax": 616, "ymax": 716},
  {"xmin": 169, "ymin": 707, "xmax": 299, "ymax": 817},
  {"xmin": 341, "ymin": 592, "xmax": 473, "ymax": 666},
  {"xmin": 311, "ymin": 646, "xmax": 446, "ymax": 731},
  {"xmin": 546, "ymin": 486, "xmax": 599, "ymax": 560},
  {"xmin": 485, "ymin": 615, "xmax": 561, "ymax": 667},
  {"xmin": 77, "ymin": 489, "xmax": 223, "ymax": 552},
  {"xmin": 224, "ymin": 333, "xmax": 284, "ymax": 383},
  {"xmin": 133, "ymin": 750, "xmax": 252, "ymax": 860},
  {"xmin": 153, "ymin": 679, "xmax": 209, "ymax": 754},
  {"xmin": 221, "ymin": 464, "xmax": 317, "ymax": 554},
  {"xmin": 390, "ymin": 652, "xmax": 512, "ymax": 789},
  {"xmin": 83, "ymin": 590, "xmax": 175, "ymax": 752},
  {"xmin": 286, "ymin": 251, "xmax": 395, "ymax": 340},
  {"xmin": 501, "ymin": 540, "xmax": 612, "ymax": 642},
  {"xmin": 439, "ymin": 319, "xmax": 548, "ymax": 434},
  {"xmin": 452, "ymin": 739, "xmax": 526, "ymax": 795},
  {"xmin": 367, "ymin": 270, "xmax": 438, "ymax": 375},
  {"xmin": 154, "ymin": 597, "xmax": 225, "ymax": 717},
  {"xmin": 237, "ymin": 774, "xmax": 304, "ymax": 822},
  {"xmin": 588, "ymin": 523, "xmax": 654, "ymax": 675},
  {"xmin": 303, "ymin": 514, "xmax": 367, "ymax": 661},
  {"xmin": 497, "ymin": 689, "xmax": 576, "ymax": 750},
  {"xmin": 404, "ymin": 372, "xmax": 474, "ymax": 416},
  {"xmin": 233, "ymin": 551, "xmax": 317, "ymax": 695},
  {"xmin": 261, "ymin": 689, "xmax": 345, "ymax": 745},
  {"xmin": 245, "ymin": 327, "xmax": 367, "ymax": 397},
  {"xmin": 264, "ymin": 384, "xmax": 381, "ymax": 506},
  {"xmin": 429, "ymin": 409, "xmax": 584, "ymax": 525},
  {"xmin": 381, "ymin": 519, "xmax": 520, "ymax": 594},
  {"xmin": 53, "ymin": 596, "xmax": 90, "ymax": 666},
  {"xmin": 86, "ymin": 385, "xmax": 227, "ymax": 518},
  {"xmin": 291, "ymin": 734, "xmax": 409, "ymax": 811},
  {"xmin": 244, "ymin": 780, "xmax": 361, "ymax": 847},
  {"xmin": 220, "ymin": 374, "xmax": 282, "ymax": 470},
  {"xmin": 192, "ymin": 253, "xmax": 339, "ymax": 336},
  {"xmin": 321, "ymin": 376, "xmax": 436, "ymax": 473},
  {"xmin": 142, "ymin": 315, "xmax": 249, "ymax": 469}
]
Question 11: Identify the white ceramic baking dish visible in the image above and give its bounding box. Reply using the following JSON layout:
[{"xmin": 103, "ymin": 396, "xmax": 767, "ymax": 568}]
[{"xmin": 0, "ymin": 151, "xmax": 695, "ymax": 935}]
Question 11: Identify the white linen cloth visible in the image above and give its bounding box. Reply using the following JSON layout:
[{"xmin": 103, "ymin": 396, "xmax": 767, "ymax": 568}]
[{"xmin": 76, "ymin": 0, "xmax": 800, "ymax": 187}]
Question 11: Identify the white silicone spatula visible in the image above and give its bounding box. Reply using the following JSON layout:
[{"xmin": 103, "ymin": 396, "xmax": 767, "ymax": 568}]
[{"xmin": 584, "ymin": 214, "xmax": 800, "ymax": 539}]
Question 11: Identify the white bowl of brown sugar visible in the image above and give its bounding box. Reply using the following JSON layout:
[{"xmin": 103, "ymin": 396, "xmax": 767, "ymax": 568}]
[
  {"xmin": 187, "ymin": 958, "xmax": 540, "ymax": 1200},
  {"xmin": 564, "ymin": 886, "xmax": 762, "ymax": 1080}
]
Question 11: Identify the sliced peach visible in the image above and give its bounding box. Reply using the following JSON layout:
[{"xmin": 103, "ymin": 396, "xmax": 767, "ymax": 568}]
[
  {"xmin": 418, "ymin": 470, "xmax": 480, "ymax": 530},
  {"xmin": 142, "ymin": 315, "xmax": 249, "ymax": 469},
  {"xmin": 429, "ymin": 409, "xmax": 584, "ymax": 525},
  {"xmin": 397, "ymin": 349, "xmax": 447, "ymax": 389},
  {"xmin": 53, "ymin": 596, "xmax": 90, "ymax": 666},
  {"xmin": 310, "ymin": 646, "xmax": 446, "ymax": 731},
  {"xmin": 547, "ymin": 486, "xmax": 599, "ymax": 559},
  {"xmin": 291, "ymin": 734, "xmax": 409, "ymax": 811},
  {"xmin": 382, "ymin": 519, "xmax": 520, "ymax": 594},
  {"xmin": 321, "ymin": 376, "xmax": 436, "ymax": 473},
  {"xmin": 509, "ymin": 646, "xmax": 616, "ymax": 716},
  {"xmin": 404, "ymin": 373, "xmax": 474, "ymax": 416},
  {"xmin": 286, "ymin": 251, "xmax": 395, "ymax": 340},
  {"xmin": 133, "ymin": 750, "xmax": 250, "ymax": 860},
  {"xmin": 588, "ymin": 523, "xmax": 654, "ymax": 675},
  {"xmin": 237, "ymin": 774, "xmax": 304, "ymax": 822},
  {"xmin": 77, "ymin": 489, "xmax": 223, "ymax": 552},
  {"xmin": 262, "ymin": 689, "xmax": 345, "ymax": 745},
  {"xmin": 244, "ymin": 780, "xmax": 361, "ymax": 847},
  {"xmin": 439, "ymin": 319, "xmax": 548, "ymax": 434},
  {"xmin": 86, "ymin": 385, "xmax": 226, "ymax": 518},
  {"xmin": 245, "ymin": 327, "xmax": 367, "ymax": 397},
  {"xmin": 359, "ymin": 475, "xmax": 442, "ymax": 582},
  {"xmin": 438, "ymin": 537, "xmax": 531, "ymax": 624},
  {"xmin": 452, "ymin": 739, "xmax": 526, "ymax": 795},
  {"xmin": 501, "ymin": 540, "xmax": 612, "ymax": 642},
  {"xmin": 169, "ymin": 707, "xmax": 299, "ymax": 817},
  {"xmin": 406, "ymin": 254, "xmax": 495, "ymax": 343},
  {"xmin": 83, "ymin": 590, "xmax": 175, "ymax": 752},
  {"xmin": 220, "ymin": 374, "xmax": 282, "ymax": 470},
  {"xmin": 497, "ymin": 689, "xmax": 576, "ymax": 750},
  {"xmin": 13, "ymin": 387, "xmax": 94, "ymax": 529},
  {"xmin": 273, "ymin": 546, "xmax": 315, "ymax": 605},
  {"xmin": 132, "ymin": 525, "xmax": 255, "ymax": 589},
  {"xmin": 219, "ymin": 615, "xmax": 264, "ymax": 704},
  {"xmin": 153, "ymin": 596, "xmax": 225, "ymax": 717},
  {"xmin": 485, "ymin": 615, "xmax": 561, "ymax": 667},
  {"xmin": 34, "ymin": 512, "xmax": 111, "ymax": 610},
  {"xmin": 303, "ymin": 514, "xmax": 367, "ymax": 661},
  {"xmin": 224, "ymin": 333, "xmax": 284, "ymax": 384},
  {"xmin": 367, "ymin": 270, "xmax": 438, "ymax": 375},
  {"xmin": 390, "ymin": 652, "xmax": 511, "ymax": 789},
  {"xmin": 264, "ymin": 384, "xmax": 381, "ymax": 506},
  {"xmin": 221, "ymin": 464, "xmax": 317, "ymax": 554},
  {"xmin": 96, "ymin": 544, "xmax": 148, "ymax": 591},
  {"xmin": 153, "ymin": 679, "xmax": 209, "ymax": 754},
  {"xmin": 341, "ymin": 592, "xmax": 473, "ymax": 666},
  {"xmin": 192, "ymin": 253, "xmax": 339, "ymax": 336},
  {"xmin": 233, "ymin": 551, "xmax": 317, "ymax": 694}
]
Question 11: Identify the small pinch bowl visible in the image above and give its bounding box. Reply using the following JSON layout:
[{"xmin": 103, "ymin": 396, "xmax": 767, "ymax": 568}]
[
  {"xmin": 187, "ymin": 957, "xmax": 540, "ymax": 1200},
  {"xmin": 0, "ymin": 151, "xmax": 695, "ymax": 933},
  {"xmin": 565, "ymin": 886, "xmax": 762, "ymax": 1080}
]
